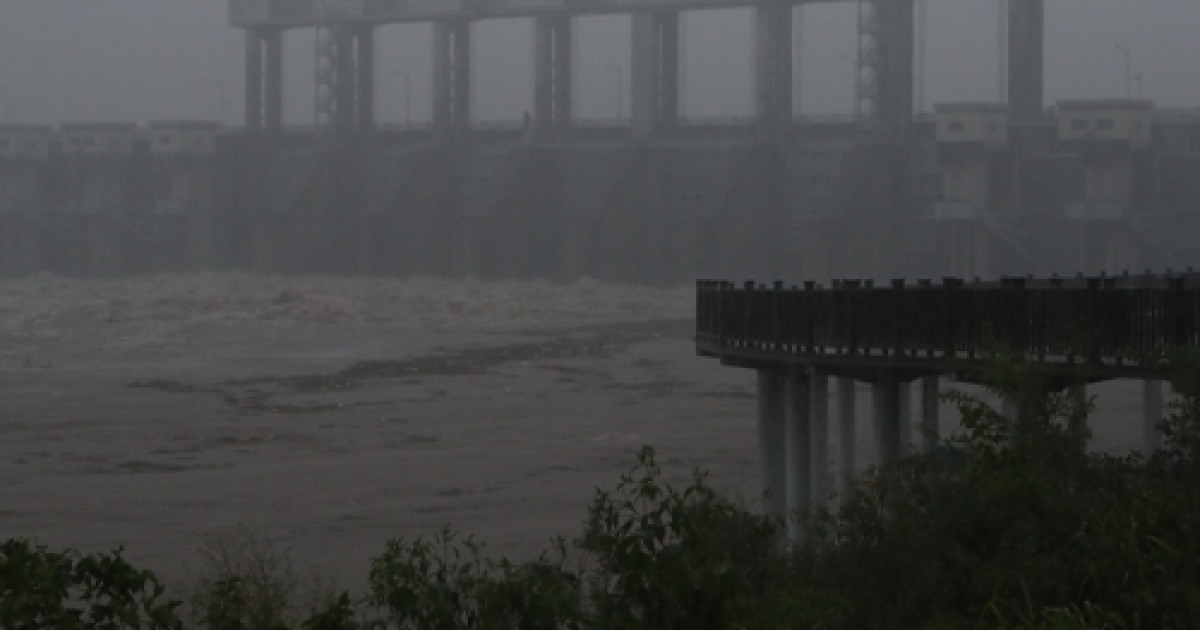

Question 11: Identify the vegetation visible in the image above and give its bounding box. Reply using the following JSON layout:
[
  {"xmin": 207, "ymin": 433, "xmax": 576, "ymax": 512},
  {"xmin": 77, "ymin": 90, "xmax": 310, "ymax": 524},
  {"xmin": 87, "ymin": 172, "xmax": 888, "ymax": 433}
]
[{"xmin": 6, "ymin": 355, "xmax": 1200, "ymax": 628}]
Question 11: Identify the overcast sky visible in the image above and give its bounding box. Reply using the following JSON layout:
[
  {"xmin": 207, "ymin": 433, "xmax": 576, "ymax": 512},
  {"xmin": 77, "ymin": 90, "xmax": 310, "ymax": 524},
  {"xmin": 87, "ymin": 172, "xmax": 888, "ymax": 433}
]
[{"xmin": 0, "ymin": 0, "xmax": 1197, "ymax": 127}]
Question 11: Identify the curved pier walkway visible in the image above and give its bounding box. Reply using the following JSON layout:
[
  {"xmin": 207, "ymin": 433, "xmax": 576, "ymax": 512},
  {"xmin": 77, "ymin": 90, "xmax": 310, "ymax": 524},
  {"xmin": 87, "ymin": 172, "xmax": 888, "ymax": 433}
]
[{"xmin": 695, "ymin": 273, "xmax": 1200, "ymax": 539}]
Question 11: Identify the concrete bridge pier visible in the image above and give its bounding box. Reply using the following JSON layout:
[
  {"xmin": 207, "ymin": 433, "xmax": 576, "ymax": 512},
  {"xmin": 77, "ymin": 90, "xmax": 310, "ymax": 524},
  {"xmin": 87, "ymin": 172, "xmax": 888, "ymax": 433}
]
[
  {"xmin": 872, "ymin": 371, "xmax": 911, "ymax": 466},
  {"xmin": 921, "ymin": 375, "xmax": 939, "ymax": 451},
  {"xmin": 534, "ymin": 16, "xmax": 573, "ymax": 139},
  {"xmin": 434, "ymin": 20, "xmax": 471, "ymax": 141},
  {"xmin": 1001, "ymin": 396, "xmax": 1018, "ymax": 424},
  {"xmin": 784, "ymin": 370, "xmax": 811, "ymax": 542},
  {"xmin": 756, "ymin": 370, "xmax": 787, "ymax": 519},
  {"xmin": 1008, "ymin": 0, "xmax": 1045, "ymax": 122},
  {"xmin": 631, "ymin": 11, "xmax": 680, "ymax": 137},
  {"xmin": 837, "ymin": 376, "xmax": 857, "ymax": 499},
  {"xmin": 755, "ymin": 2, "xmax": 793, "ymax": 139},
  {"xmin": 245, "ymin": 27, "xmax": 284, "ymax": 133},
  {"xmin": 810, "ymin": 373, "xmax": 830, "ymax": 505},
  {"xmin": 1144, "ymin": 379, "xmax": 1165, "ymax": 454},
  {"xmin": 342, "ymin": 26, "xmax": 377, "ymax": 133},
  {"xmin": 863, "ymin": 0, "xmax": 914, "ymax": 136},
  {"xmin": 756, "ymin": 368, "xmax": 834, "ymax": 543}
]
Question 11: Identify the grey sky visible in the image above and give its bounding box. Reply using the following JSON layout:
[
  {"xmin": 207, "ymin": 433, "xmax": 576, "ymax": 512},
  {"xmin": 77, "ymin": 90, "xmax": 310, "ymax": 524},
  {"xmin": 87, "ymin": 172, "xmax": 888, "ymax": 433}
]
[{"xmin": 0, "ymin": 0, "xmax": 1197, "ymax": 126}]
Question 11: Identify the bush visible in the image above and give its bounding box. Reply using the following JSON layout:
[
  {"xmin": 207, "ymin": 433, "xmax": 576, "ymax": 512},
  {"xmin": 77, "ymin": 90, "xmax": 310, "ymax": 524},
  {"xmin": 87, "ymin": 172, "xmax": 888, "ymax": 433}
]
[
  {"xmin": 368, "ymin": 527, "xmax": 585, "ymax": 629},
  {"xmin": 579, "ymin": 446, "xmax": 779, "ymax": 630},
  {"xmin": 0, "ymin": 539, "xmax": 182, "ymax": 629},
  {"xmin": 792, "ymin": 355, "xmax": 1200, "ymax": 628},
  {"xmin": 192, "ymin": 526, "xmax": 299, "ymax": 629}
]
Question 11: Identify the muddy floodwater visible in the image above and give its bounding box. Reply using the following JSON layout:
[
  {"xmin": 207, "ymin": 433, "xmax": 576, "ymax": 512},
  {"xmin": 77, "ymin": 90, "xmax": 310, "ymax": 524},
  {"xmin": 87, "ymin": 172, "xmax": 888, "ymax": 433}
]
[{"xmin": 0, "ymin": 273, "xmax": 1155, "ymax": 593}]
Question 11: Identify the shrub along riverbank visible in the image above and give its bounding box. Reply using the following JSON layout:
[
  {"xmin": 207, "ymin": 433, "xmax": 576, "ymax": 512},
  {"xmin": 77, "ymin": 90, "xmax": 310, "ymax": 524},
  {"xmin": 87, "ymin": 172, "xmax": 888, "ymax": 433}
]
[{"xmin": 5, "ymin": 355, "xmax": 1200, "ymax": 628}]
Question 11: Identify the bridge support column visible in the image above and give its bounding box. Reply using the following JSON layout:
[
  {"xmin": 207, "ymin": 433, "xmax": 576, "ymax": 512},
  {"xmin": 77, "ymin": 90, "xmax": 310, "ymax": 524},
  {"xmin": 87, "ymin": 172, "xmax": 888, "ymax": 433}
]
[
  {"xmin": 245, "ymin": 28, "xmax": 284, "ymax": 133},
  {"xmin": 1001, "ymin": 396, "xmax": 1018, "ymax": 424},
  {"xmin": 335, "ymin": 28, "xmax": 357, "ymax": 132},
  {"xmin": 784, "ymin": 371, "xmax": 811, "ymax": 543},
  {"xmin": 357, "ymin": 27, "xmax": 376, "ymax": 132},
  {"xmin": 631, "ymin": 11, "xmax": 680, "ymax": 137},
  {"xmin": 837, "ymin": 376, "xmax": 857, "ymax": 498},
  {"xmin": 872, "ymin": 372, "xmax": 910, "ymax": 465},
  {"xmin": 755, "ymin": 2, "xmax": 793, "ymax": 139},
  {"xmin": 434, "ymin": 20, "xmax": 471, "ymax": 142},
  {"xmin": 757, "ymin": 370, "xmax": 787, "ymax": 519},
  {"xmin": 534, "ymin": 16, "xmax": 572, "ymax": 140},
  {"xmin": 264, "ymin": 30, "xmax": 283, "ymax": 133},
  {"xmin": 1008, "ymin": 0, "xmax": 1045, "ymax": 122},
  {"xmin": 861, "ymin": 0, "xmax": 914, "ymax": 136},
  {"xmin": 245, "ymin": 30, "xmax": 263, "ymax": 131},
  {"xmin": 920, "ymin": 375, "xmax": 939, "ymax": 451},
  {"xmin": 1144, "ymin": 379, "xmax": 1164, "ymax": 454},
  {"xmin": 316, "ymin": 25, "xmax": 375, "ymax": 134},
  {"xmin": 1068, "ymin": 382, "xmax": 1089, "ymax": 444},
  {"xmin": 810, "ymin": 374, "xmax": 830, "ymax": 505}
]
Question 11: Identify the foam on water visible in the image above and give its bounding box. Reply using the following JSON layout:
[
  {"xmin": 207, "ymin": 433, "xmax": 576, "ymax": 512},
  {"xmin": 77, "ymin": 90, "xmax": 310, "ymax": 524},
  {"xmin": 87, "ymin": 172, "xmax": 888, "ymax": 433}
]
[{"xmin": 0, "ymin": 273, "xmax": 693, "ymax": 360}]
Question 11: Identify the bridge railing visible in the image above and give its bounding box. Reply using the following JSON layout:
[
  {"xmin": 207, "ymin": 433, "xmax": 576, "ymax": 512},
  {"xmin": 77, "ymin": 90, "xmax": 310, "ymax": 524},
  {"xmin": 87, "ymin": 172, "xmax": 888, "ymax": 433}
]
[{"xmin": 696, "ymin": 276, "xmax": 1200, "ymax": 371}]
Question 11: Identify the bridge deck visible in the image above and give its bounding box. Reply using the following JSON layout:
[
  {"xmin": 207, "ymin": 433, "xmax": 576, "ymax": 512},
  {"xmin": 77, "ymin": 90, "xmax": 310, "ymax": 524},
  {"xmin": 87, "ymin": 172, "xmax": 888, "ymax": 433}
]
[
  {"xmin": 695, "ymin": 275, "xmax": 1200, "ymax": 381},
  {"xmin": 230, "ymin": 0, "xmax": 854, "ymax": 28}
]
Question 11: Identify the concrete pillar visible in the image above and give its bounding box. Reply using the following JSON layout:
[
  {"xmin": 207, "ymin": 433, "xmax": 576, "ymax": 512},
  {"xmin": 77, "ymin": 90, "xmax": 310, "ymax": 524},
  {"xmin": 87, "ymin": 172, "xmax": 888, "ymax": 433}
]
[
  {"xmin": 534, "ymin": 17, "xmax": 572, "ymax": 139},
  {"xmin": 755, "ymin": 2, "xmax": 793, "ymax": 138},
  {"xmin": 357, "ymin": 27, "xmax": 376, "ymax": 132},
  {"xmin": 872, "ymin": 372, "xmax": 907, "ymax": 465},
  {"xmin": 1000, "ymin": 396, "xmax": 1018, "ymax": 424},
  {"xmin": 1068, "ymin": 382, "xmax": 1087, "ymax": 409},
  {"xmin": 809, "ymin": 373, "xmax": 830, "ymax": 504},
  {"xmin": 336, "ymin": 28, "xmax": 357, "ymax": 134},
  {"xmin": 1144, "ymin": 379, "xmax": 1164, "ymax": 454},
  {"xmin": 1008, "ymin": 0, "xmax": 1045, "ymax": 122},
  {"xmin": 245, "ymin": 30, "xmax": 264, "ymax": 131},
  {"xmin": 1069, "ymin": 381, "xmax": 1091, "ymax": 442},
  {"xmin": 871, "ymin": 0, "xmax": 915, "ymax": 137},
  {"xmin": 756, "ymin": 371, "xmax": 787, "ymax": 518},
  {"xmin": 553, "ymin": 20, "xmax": 573, "ymax": 131},
  {"xmin": 920, "ymin": 375, "xmax": 939, "ymax": 452},
  {"xmin": 264, "ymin": 29, "xmax": 283, "ymax": 134},
  {"xmin": 452, "ymin": 22, "xmax": 471, "ymax": 133},
  {"xmin": 784, "ymin": 371, "xmax": 811, "ymax": 542},
  {"xmin": 631, "ymin": 11, "xmax": 680, "ymax": 137},
  {"xmin": 837, "ymin": 376, "xmax": 856, "ymax": 497},
  {"xmin": 897, "ymin": 378, "xmax": 912, "ymax": 449},
  {"xmin": 434, "ymin": 20, "xmax": 471, "ymax": 141},
  {"xmin": 534, "ymin": 18, "xmax": 553, "ymax": 134},
  {"xmin": 433, "ymin": 24, "xmax": 451, "ymax": 135}
]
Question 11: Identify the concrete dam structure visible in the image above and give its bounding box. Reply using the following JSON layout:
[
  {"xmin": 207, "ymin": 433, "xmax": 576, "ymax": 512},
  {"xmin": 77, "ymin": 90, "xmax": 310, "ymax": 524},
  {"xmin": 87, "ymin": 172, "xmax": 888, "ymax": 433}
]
[{"xmin": 1, "ymin": 0, "xmax": 1199, "ymax": 282}]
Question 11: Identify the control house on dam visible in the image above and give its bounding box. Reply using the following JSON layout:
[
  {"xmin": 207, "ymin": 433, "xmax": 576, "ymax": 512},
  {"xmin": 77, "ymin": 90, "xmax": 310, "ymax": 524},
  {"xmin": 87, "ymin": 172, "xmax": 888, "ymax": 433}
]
[{"xmin": 1, "ymin": 0, "xmax": 1199, "ymax": 282}]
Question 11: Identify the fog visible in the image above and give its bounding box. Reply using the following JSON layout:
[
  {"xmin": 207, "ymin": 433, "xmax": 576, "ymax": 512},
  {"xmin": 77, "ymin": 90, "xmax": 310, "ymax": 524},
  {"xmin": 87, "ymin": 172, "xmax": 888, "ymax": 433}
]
[
  {"xmin": 1, "ymin": 1, "xmax": 1197, "ymax": 594},
  {"xmin": 0, "ymin": 0, "xmax": 1198, "ymax": 126}
]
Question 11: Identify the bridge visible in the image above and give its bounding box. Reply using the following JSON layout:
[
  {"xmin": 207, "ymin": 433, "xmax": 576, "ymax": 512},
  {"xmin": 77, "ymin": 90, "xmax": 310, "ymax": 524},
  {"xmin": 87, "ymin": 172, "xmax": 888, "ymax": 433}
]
[
  {"xmin": 0, "ymin": 0, "xmax": 1197, "ymax": 282},
  {"xmin": 695, "ymin": 273, "xmax": 1191, "ymax": 539},
  {"xmin": 230, "ymin": 0, "xmax": 1045, "ymax": 137}
]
